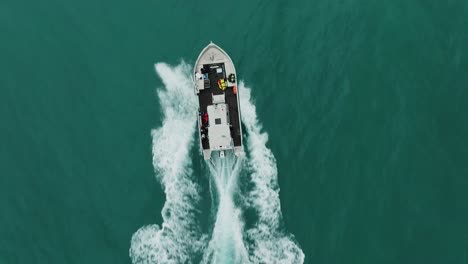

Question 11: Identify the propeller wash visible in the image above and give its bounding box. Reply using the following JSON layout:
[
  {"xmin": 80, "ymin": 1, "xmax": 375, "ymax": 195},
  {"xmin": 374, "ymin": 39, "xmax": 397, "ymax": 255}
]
[{"xmin": 130, "ymin": 43, "xmax": 304, "ymax": 264}]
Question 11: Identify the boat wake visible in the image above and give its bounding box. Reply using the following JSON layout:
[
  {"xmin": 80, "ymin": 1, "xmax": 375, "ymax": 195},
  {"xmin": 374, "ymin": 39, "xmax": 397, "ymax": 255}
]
[
  {"xmin": 201, "ymin": 153, "xmax": 249, "ymax": 264},
  {"xmin": 240, "ymin": 84, "xmax": 305, "ymax": 264},
  {"xmin": 130, "ymin": 62, "xmax": 304, "ymax": 264},
  {"xmin": 129, "ymin": 62, "xmax": 206, "ymax": 263}
]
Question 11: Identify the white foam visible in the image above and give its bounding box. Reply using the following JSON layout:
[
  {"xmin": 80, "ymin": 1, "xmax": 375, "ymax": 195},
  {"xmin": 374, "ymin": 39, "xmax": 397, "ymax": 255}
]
[
  {"xmin": 201, "ymin": 153, "xmax": 250, "ymax": 264},
  {"xmin": 129, "ymin": 62, "xmax": 206, "ymax": 264},
  {"xmin": 239, "ymin": 82, "xmax": 305, "ymax": 264},
  {"xmin": 129, "ymin": 63, "xmax": 304, "ymax": 263}
]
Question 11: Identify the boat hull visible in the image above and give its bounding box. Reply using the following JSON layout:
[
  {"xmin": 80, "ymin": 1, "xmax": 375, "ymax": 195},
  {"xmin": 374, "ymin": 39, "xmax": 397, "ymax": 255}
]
[{"xmin": 193, "ymin": 43, "xmax": 243, "ymax": 160}]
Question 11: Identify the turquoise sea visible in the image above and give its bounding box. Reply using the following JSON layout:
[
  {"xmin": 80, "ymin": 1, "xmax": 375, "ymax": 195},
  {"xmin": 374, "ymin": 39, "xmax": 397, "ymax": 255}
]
[{"xmin": 1, "ymin": 0, "xmax": 468, "ymax": 263}]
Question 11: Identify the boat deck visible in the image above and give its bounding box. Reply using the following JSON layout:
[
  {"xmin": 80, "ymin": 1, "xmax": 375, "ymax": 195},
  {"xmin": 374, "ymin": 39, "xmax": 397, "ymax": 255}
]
[
  {"xmin": 225, "ymin": 87, "xmax": 242, "ymax": 146},
  {"xmin": 205, "ymin": 64, "xmax": 225, "ymax": 96},
  {"xmin": 198, "ymin": 89, "xmax": 211, "ymax": 150},
  {"xmin": 197, "ymin": 62, "xmax": 242, "ymax": 150}
]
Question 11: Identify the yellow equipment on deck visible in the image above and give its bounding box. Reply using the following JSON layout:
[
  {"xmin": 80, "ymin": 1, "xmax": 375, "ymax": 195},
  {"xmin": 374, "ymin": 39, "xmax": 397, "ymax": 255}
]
[{"xmin": 217, "ymin": 79, "xmax": 227, "ymax": 91}]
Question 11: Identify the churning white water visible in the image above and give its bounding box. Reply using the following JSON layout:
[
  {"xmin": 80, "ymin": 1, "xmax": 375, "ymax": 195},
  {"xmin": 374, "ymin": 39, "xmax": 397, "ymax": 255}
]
[
  {"xmin": 129, "ymin": 62, "xmax": 206, "ymax": 264},
  {"xmin": 201, "ymin": 153, "xmax": 249, "ymax": 264},
  {"xmin": 130, "ymin": 62, "xmax": 304, "ymax": 264},
  {"xmin": 239, "ymin": 82, "xmax": 305, "ymax": 264}
]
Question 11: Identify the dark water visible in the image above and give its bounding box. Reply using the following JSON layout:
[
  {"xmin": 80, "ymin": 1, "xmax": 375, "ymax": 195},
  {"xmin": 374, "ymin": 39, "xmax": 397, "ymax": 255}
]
[{"xmin": 1, "ymin": 0, "xmax": 468, "ymax": 263}]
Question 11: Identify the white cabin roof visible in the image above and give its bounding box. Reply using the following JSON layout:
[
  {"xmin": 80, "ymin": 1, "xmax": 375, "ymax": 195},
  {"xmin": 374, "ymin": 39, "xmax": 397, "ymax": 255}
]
[{"xmin": 207, "ymin": 104, "xmax": 232, "ymax": 150}]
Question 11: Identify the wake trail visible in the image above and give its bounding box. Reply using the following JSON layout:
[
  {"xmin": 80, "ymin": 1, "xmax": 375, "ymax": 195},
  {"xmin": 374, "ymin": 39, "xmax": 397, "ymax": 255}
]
[
  {"xmin": 129, "ymin": 62, "xmax": 206, "ymax": 264},
  {"xmin": 239, "ymin": 82, "xmax": 305, "ymax": 264},
  {"xmin": 129, "ymin": 61, "xmax": 304, "ymax": 264},
  {"xmin": 201, "ymin": 154, "xmax": 249, "ymax": 264}
]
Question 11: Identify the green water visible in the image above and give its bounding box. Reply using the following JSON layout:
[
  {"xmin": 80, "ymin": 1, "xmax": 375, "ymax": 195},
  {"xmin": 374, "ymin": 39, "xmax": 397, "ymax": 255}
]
[{"xmin": 1, "ymin": 0, "xmax": 468, "ymax": 263}]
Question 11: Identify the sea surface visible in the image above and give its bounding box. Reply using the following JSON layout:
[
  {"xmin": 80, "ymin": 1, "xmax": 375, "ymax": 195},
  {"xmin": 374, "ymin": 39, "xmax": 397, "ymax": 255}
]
[{"xmin": 1, "ymin": 0, "xmax": 468, "ymax": 263}]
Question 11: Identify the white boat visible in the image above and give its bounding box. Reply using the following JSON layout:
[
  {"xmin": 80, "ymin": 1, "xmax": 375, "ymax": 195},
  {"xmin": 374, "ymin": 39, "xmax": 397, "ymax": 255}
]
[{"xmin": 194, "ymin": 42, "xmax": 243, "ymax": 160}]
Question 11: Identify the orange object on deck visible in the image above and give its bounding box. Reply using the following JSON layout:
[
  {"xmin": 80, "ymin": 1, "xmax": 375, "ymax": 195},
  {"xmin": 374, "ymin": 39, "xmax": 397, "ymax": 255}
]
[{"xmin": 233, "ymin": 85, "xmax": 237, "ymax": 94}]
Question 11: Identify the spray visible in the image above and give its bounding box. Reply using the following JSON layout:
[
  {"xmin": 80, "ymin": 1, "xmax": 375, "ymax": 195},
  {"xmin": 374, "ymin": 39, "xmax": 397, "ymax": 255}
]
[{"xmin": 130, "ymin": 63, "xmax": 304, "ymax": 264}]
